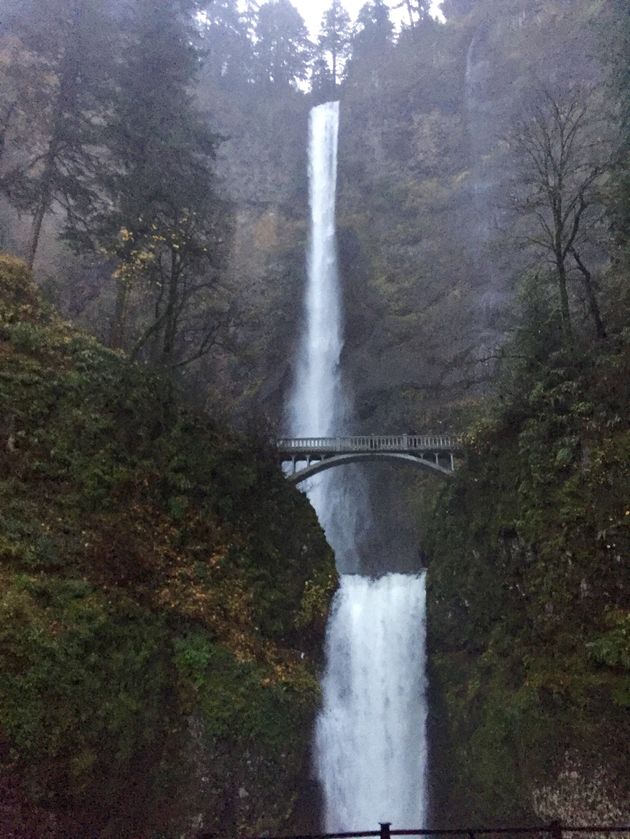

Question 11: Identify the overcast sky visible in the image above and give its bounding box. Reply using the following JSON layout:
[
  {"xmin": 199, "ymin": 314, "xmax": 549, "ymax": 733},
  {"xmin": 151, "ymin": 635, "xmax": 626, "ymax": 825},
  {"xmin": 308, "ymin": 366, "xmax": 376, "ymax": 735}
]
[{"xmin": 292, "ymin": 0, "xmax": 445, "ymax": 36}]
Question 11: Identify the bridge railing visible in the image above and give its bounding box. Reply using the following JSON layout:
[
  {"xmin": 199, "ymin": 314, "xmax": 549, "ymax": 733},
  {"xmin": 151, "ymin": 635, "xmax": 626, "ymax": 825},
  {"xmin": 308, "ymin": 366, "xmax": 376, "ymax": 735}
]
[
  {"xmin": 277, "ymin": 435, "xmax": 462, "ymax": 454},
  {"xmin": 197, "ymin": 821, "xmax": 630, "ymax": 839}
]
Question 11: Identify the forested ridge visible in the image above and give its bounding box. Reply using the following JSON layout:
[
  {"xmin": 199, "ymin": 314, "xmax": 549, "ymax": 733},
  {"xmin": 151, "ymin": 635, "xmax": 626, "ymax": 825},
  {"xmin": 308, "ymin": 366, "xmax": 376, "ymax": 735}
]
[{"xmin": 0, "ymin": 0, "xmax": 628, "ymax": 834}]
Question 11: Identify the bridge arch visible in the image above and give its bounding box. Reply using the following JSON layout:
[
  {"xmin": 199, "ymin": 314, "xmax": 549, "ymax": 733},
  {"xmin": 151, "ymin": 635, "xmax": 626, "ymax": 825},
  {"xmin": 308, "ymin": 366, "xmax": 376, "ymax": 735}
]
[
  {"xmin": 278, "ymin": 435, "xmax": 462, "ymax": 484},
  {"xmin": 285, "ymin": 451, "xmax": 455, "ymax": 484}
]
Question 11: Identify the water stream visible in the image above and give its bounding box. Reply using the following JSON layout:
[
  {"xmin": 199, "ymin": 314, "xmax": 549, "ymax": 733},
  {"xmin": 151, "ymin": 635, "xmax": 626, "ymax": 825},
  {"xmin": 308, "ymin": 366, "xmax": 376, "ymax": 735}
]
[{"xmin": 286, "ymin": 101, "xmax": 428, "ymax": 832}]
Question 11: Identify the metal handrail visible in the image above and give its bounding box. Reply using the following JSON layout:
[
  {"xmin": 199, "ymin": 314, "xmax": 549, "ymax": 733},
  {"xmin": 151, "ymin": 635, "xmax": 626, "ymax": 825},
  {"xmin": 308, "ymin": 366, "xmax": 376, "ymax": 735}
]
[
  {"xmin": 229, "ymin": 823, "xmax": 630, "ymax": 839},
  {"xmin": 277, "ymin": 435, "xmax": 462, "ymax": 453}
]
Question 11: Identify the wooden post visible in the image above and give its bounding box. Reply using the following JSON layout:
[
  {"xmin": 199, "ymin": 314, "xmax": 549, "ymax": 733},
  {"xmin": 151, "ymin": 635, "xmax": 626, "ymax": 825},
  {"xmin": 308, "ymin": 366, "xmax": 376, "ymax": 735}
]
[
  {"xmin": 550, "ymin": 821, "xmax": 562, "ymax": 839},
  {"xmin": 380, "ymin": 823, "xmax": 391, "ymax": 839}
]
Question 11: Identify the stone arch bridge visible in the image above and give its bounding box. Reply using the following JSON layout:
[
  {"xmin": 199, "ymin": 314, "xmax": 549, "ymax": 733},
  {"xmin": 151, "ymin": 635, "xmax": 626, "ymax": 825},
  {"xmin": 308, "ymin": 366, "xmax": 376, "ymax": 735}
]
[{"xmin": 277, "ymin": 435, "xmax": 463, "ymax": 484}]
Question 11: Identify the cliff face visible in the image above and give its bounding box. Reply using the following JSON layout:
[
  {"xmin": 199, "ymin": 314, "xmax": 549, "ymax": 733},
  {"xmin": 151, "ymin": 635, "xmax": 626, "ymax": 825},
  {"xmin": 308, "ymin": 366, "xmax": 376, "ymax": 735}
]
[
  {"xmin": 0, "ymin": 254, "xmax": 336, "ymax": 838},
  {"xmin": 187, "ymin": 0, "xmax": 609, "ymax": 573},
  {"xmin": 424, "ymin": 338, "xmax": 630, "ymax": 824},
  {"xmin": 336, "ymin": 0, "xmax": 607, "ymax": 430},
  {"xmin": 190, "ymin": 80, "xmax": 310, "ymax": 425}
]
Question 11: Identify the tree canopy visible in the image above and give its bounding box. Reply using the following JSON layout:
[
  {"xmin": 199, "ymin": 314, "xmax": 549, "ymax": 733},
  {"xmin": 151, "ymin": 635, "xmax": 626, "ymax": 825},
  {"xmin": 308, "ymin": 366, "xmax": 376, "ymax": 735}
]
[{"xmin": 254, "ymin": 0, "xmax": 312, "ymax": 89}]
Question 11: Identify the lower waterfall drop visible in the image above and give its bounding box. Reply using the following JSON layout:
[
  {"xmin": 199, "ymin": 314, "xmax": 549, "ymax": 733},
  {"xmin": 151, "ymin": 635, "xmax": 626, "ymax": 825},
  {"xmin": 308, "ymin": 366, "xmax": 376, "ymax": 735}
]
[{"xmin": 315, "ymin": 574, "xmax": 428, "ymax": 831}]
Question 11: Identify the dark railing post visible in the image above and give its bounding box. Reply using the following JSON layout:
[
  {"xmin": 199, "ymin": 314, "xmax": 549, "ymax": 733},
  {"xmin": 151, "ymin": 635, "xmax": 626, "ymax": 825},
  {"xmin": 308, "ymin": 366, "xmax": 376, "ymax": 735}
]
[
  {"xmin": 550, "ymin": 821, "xmax": 563, "ymax": 839},
  {"xmin": 380, "ymin": 822, "xmax": 392, "ymax": 839}
]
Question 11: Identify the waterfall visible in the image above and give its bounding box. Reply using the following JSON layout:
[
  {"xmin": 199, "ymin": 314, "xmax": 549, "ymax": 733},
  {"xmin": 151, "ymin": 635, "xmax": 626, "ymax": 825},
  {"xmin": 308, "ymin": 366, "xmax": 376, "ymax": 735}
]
[
  {"xmin": 288, "ymin": 102, "xmax": 345, "ymax": 443},
  {"xmin": 464, "ymin": 22, "xmax": 496, "ymax": 285},
  {"xmin": 316, "ymin": 574, "xmax": 428, "ymax": 831},
  {"xmin": 464, "ymin": 20, "xmax": 511, "ymax": 332},
  {"xmin": 287, "ymin": 101, "xmax": 428, "ymax": 832}
]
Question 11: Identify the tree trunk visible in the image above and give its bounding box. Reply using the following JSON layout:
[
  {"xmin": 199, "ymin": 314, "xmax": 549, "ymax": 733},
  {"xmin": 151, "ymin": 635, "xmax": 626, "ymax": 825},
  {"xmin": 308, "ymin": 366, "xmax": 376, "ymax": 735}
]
[
  {"xmin": 110, "ymin": 275, "xmax": 129, "ymax": 349},
  {"xmin": 27, "ymin": 199, "xmax": 48, "ymax": 271},
  {"xmin": 26, "ymin": 113, "xmax": 64, "ymax": 271},
  {"xmin": 556, "ymin": 255, "xmax": 573, "ymax": 343},
  {"xmin": 27, "ymin": 18, "xmax": 79, "ymax": 271},
  {"xmin": 571, "ymin": 248, "xmax": 607, "ymax": 339},
  {"xmin": 160, "ymin": 250, "xmax": 181, "ymax": 364},
  {"xmin": 0, "ymin": 101, "xmax": 17, "ymax": 167}
]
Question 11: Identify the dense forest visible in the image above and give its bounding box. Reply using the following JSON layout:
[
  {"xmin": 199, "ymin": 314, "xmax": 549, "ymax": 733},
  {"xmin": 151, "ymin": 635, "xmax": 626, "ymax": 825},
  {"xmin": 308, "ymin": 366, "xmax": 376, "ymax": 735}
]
[{"xmin": 0, "ymin": 0, "xmax": 628, "ymax": 835}]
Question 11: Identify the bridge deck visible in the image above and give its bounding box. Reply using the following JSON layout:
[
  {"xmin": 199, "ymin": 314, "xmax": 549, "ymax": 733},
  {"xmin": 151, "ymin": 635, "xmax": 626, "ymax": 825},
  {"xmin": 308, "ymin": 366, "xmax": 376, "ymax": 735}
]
[{"xmin": 277, "ymin": 434, "xmax": 462, "ymax": 456}]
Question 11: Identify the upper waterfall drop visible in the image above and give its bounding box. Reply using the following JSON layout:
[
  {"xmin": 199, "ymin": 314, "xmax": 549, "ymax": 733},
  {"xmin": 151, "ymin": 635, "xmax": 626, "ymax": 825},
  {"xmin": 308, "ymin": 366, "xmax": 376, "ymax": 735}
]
[
  {"xmin": 288, "ymin": 101, "xmax": 346, "ymax": 441},
  {"xmin": 286, "ymin": 100, "xmax": 364, "ymax": 568}
]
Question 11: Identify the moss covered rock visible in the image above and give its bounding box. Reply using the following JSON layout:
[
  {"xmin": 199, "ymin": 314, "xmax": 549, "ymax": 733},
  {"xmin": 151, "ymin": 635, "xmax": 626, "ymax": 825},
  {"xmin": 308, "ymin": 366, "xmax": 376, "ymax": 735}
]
[
  {"xmin": 0, "ymin": 254, "xmax": 336, "ymax": 837},
  {"xmin": 425, "ymin": 342, "xmax": 630, "ymax": 825}
]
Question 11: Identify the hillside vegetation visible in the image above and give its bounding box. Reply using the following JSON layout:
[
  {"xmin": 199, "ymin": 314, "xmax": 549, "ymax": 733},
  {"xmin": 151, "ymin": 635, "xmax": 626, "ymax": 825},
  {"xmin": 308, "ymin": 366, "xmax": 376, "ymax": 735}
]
[
  {"xmin": 0, "ymin": 254, "xmax": 336, "ymax": 838},
  {"xmin": 425, "ymin": 328, "xmax": 630, "ymax": 823}
]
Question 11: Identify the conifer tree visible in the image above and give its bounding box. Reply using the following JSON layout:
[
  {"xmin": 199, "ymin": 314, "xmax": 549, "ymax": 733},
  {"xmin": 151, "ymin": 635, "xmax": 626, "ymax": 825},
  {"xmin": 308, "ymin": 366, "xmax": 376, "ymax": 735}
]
[
  {"xmin": 346, "ymin": 0, "xmax": 393, "ymax": 83},
  {"xmin": 73, "ymin": 0, "xmax": 226, "ymax": 363},
  {"xmin": 317, "ymin": 0, "xmax": 352, "ymax": 89},
  {"xmin": 254, "ymin": 0, "xmax": 312, "ymax": 89},
  {"xmin": 610, "ymin": 0, "xmax": 630, "ymax": 248},
  {"xmin": 0, "ymin": 0, "xmax": 114, "ymax": 269},
  {"xmin": 351, "ymin": 0, "xmax": 394, "ymax": 62},
  {"xmin": 199, "ymin": 0, "xmax": 254, "ymax": 87},
  {"xmin": 311, "ymin": 56, "xmax": 335, "ymax": 104},
  {"xmin": 390, "ymin": 0, "xmax": 431, "ymax": 28},
  {"xmin": 440, "ymin": 0, "xmax": 473, "ymax": 16}
]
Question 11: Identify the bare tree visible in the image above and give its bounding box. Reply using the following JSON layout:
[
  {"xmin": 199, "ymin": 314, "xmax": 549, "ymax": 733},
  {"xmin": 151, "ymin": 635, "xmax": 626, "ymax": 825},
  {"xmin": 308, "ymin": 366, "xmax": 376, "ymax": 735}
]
[{"xmin": 509, "ymin": 87, "xmax": 610, "ymax": 342}]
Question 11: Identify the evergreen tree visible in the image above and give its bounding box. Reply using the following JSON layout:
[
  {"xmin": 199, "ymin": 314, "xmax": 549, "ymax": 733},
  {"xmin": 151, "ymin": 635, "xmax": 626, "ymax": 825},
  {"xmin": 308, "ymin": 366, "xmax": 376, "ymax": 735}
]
[
  {"xmin": 199, "ymin": 0, "xmax": 254, "ymax": 87},
  {"xmin": 241, "ymin": 0, "xmax": 261, "ymax": 37},
  {"xmin": 610, "ymin": 0, "xmax": 630, "ymax": 247},
  {"xmin": 351, "ymin": 0, "xmax": 394, "ymax": 63},
  {"xmin": 310, "ymin": 55, "xmax": 335, "ymax": 104},
  {"xmin": 440, "ymin": 0, "xmax": 473, "ymax": 16},
  {"xmin": 254, "ymin": 0, "xmax": 312, "ymax": 89},
  {"xmin": 72, "ymin": 0, "xmax": 226, "ymax": 364},
  {"xmin": 0, "ymin": 0, "xmax": 114, "ymax": 269},
  {"xmin": 390, "ymin": 0, "xmax": 431, "ymax": 29},
  {"xmin": 346, "ymin": 0, "xmax": 393, "ymax": 84},
  {"xmin": 317, "ymin": 0, "xmax": 352, "ymax": 89}
]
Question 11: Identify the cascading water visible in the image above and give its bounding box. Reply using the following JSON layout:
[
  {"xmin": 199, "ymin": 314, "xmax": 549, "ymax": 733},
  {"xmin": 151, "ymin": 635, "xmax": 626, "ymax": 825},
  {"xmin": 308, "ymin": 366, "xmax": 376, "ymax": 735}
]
[
  {"xmin": 464, "ymin": 20, "xmax": 512, "ymax": 336},
  {"xmin": 316, "ymin": 575, "xmax": 427, "ymax": 830},
  {"xmin": 286, "ymin": 101, "xmax": 428, "ymax": 832},
  {"xmin": 464, "ymin": 21, "xmax": 500, "ymax": 308}
]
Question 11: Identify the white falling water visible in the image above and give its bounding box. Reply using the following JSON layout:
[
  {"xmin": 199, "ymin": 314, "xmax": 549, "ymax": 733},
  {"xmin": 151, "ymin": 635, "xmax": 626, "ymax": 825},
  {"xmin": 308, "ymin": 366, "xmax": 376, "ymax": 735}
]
[
  {"xmin": 316, "ymin": 574, "xmax": 428, "ymax": 831},
  {"xmin": 289, "ymin": 101, "xmax": 345, "ymax": 442},
  {"xmin": 287, "ymin": 101, "xmax": 428, "ymax": 832}
]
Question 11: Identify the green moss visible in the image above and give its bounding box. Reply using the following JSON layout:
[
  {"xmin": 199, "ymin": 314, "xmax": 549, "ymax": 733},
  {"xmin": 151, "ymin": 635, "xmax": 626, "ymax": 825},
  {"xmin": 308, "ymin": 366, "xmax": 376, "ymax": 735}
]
[
  {"xmin": 426, "ymin": 341, "xmax": 630, "ymax": 823},
  {"xmin": 0, "ymin": 254, "xmax": 336, "ymax": 837}
]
